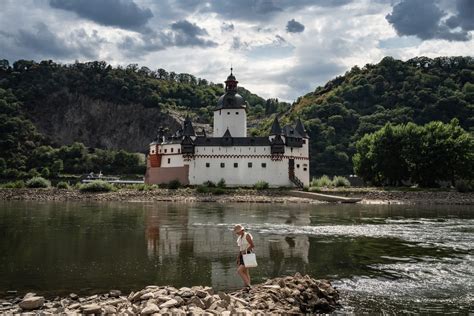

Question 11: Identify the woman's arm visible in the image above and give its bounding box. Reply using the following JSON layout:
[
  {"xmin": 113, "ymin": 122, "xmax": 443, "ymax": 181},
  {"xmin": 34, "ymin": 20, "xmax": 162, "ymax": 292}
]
[{"xmin": 246, "ymin": 233, "xmax": 255, "ymax": 252}]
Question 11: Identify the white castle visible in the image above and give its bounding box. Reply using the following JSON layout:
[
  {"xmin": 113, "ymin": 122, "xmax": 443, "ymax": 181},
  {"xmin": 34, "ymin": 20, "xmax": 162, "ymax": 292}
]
[{"xmin": 145, "ymin": 70, "xmax": 310, "ymax": 187}]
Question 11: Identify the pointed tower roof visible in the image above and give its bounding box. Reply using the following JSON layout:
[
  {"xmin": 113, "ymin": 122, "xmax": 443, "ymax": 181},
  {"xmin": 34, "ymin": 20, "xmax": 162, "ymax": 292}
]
[
  {"xmin": 295, "ymin": 118, "xmax": 308, "ymax": 138},
  {"xmin": 223, "ymin": 128, "xmax": 232, "ymax": 137},
  {"xmin": 183, "ymin": 116, "xmax": 195, "ymax": 136},
  {"xmin": 270, "ymin": 116, "xmax": 282, "ymax": 135},
  {"xmin": 215, "ymin": 68, "xmax": 247, "ymax": 111}
]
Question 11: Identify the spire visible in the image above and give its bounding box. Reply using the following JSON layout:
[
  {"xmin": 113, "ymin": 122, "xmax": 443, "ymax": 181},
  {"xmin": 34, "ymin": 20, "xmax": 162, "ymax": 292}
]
[
  {"xmin": 295, "ymin": 118, "xmax": 308, "ymax": 138},
  {"xmin": 183, "ymin": 116, "xmax": 195, "ymax": 136},
  {"xmin": 270, "ymin": 116, "xmax": 282, "ymax": 135}
]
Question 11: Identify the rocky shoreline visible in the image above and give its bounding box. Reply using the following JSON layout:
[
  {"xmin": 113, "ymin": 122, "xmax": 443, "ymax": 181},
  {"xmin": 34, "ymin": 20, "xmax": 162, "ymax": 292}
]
[
  {"xmin": 0, "ymin": 274, "xmax": 339, "ymax": 315},
  {"xmin": 0, "ymin": 188, "xmax": 473, "ymax": 205}
]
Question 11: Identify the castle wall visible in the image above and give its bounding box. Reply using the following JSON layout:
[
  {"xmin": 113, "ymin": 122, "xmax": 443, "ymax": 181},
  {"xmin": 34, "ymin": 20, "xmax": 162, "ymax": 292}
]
[{"xmin": 145, "ymin": 164, "xmax": 189, "ymax": 185}]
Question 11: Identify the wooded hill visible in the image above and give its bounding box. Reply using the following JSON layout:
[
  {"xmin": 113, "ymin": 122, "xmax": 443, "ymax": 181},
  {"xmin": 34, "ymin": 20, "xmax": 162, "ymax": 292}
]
[
  {"xmin": 280, "ymin": 56, "xmax": 474, "ymax": 176},
  {"xmin": 0, "ymin": 56, "xmax": 473, "ymax": 178}
]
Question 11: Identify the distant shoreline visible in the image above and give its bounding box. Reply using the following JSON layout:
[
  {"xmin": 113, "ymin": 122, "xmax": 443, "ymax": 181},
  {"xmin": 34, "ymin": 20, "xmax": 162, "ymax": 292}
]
[{"xmin": 0, "ymin": 188, "xmax": 473, "ymax": 205}]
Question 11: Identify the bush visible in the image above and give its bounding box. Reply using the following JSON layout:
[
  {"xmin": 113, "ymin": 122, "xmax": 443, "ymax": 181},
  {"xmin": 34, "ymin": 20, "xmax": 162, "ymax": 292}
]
[
  {"xmin": 26, "ymin": 177, "xmax": 51, "ymax": 188},
  {"xmin": 311, "ymin": 175, "xmax": 332, "ymax": 187},
  {"xmin": 455, "ymin": 180, "xmax": 473, "ymax": 193},
  {"xmin": 28, "ymin": 168, "xmax": 40, "ymax": 178},
  {"xmin": 134, "ymin": 183, "xmax": 153, "ymax": 191},
  {"xmin": 167, "ymin": 179, "xmax": 181, "ymax": 190},
  {"xmin": 79, "ymin": 180, "xmax": 114, "ymax": 192},
  {"xmin": 40, "ymin": 167, "xmax": 50, "ymax": 178},
  {"xmin": 254, "ymin": 181, "xmax": 269, "ymax": 190},
  {"xmin": 3, "ymin": 180, "xmax": 25, "ymax": 188},
  {"xmin": 217, "ymin": 178, "xmax": 226, "ymax": 188},
  {"xmin": 196, "ymin": 185, "xmax": 209, "ymax": 193},
  {"xmin": 212, "ymin": 187, "xmax": 226, "ymax": 195},
  {"xmin": 203, "ymin": 180, "xmax": 216, "ymax": 187},
  {"xmin": 332, "ymin": 176, "xmax": 350, "ymax": 187},
  {"xmin": 56, "ymin": 181, "xmax": 70, "ymax": 189}
]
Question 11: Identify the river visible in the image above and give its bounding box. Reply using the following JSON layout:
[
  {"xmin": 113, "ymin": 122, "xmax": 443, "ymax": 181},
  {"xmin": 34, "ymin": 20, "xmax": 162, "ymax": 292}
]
[{"xmin": 0, "ymin": 201, "xmax": 472, "ymax": 314}]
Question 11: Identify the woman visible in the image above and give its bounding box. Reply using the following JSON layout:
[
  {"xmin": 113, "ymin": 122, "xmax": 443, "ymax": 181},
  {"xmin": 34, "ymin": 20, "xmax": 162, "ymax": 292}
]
[{"xmin": 234, "ymin": 224, "xmax": 255, "ymax": 289}]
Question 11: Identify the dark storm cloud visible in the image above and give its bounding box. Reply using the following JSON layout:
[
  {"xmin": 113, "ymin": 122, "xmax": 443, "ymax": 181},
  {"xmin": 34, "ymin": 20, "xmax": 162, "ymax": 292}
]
[
  {"xmin": 49, "ymin": 0, "xmax": 153, "ymax": 30},
  {"xmin": 0, "ymin": 23, "xmax": 104, "ymax": 61},
  {"xmin": 170, "ymin": 20, "xmax": 218, "ymax": 47},
  {"xmin": 286, "ymin": 19, "xmax": 305, "ymax": 33},
  {"xmin": 446, "ymin": 0, "xmax": 474, "ymax": 32},
  {"xmin": 386, "ymin": 0, "xmax": 470, "ymax": 41}
]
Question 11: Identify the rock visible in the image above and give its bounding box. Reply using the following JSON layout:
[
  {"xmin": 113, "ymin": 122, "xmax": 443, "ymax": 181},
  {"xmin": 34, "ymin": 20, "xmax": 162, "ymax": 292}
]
[
  {"xmin": 103, "ymin": 305, "xmax": 117, "ymax": 314},
  {"xmin": 68, "ymin": 303, "xmax": 80, "ymax": 309},
  {"xmin": 23, "ymin": 292, "xmax": 36, "ymax": 299},
  {"xmin": 195, "ymin": 289, "xmax": 208, "ymax": 298},
  {"xmin": 6, "ymin": 290, "xmax": 17, "ymax": 295},
  {"xmin": 19, "ymin": 296, "xmax": 45, "ymax": 310},
  {"xmin": 130, "ymin": 290, "xmax": 146, "ymax": 302},
  {"xmin": 278, "ymin": 279, "xmax": 286, "ymax": 288},
  {"xmin": 81, "ymin": 303, "xmax": 102, "ymax": 314},
  {"xmin": 141, "ymin": 303, "xmax": 159, "ymax": 315},
  {"xmin": 140, "ymin": 292, "xmax": 154, "ymax": 300},
  {"xmin": 159, "ymin": 298, "xmax": 178, "ymax": 309},
  {"xmin": 69, "ymin": 293, "xmax": 79, "ymax": 300},
  {"xmin": 109, "ymin": 290, "xmax": 121, "ymax": 298},
  {"xmin": 187, "ymin": 296, "xmax": 205, "ymax": 309},
  {"xmin": 85, "ymin": 294, "xmax": 98, "ymax": 301},
  {"xmin": 218, "ymin": 291, "xmax": 231, "ymax": 304}
]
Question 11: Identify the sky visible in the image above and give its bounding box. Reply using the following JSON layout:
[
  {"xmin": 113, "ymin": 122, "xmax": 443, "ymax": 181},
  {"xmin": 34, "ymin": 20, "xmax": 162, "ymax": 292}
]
[{"xmin": 0, "ymin": 0, "xmax": 473, "ymax": 101}]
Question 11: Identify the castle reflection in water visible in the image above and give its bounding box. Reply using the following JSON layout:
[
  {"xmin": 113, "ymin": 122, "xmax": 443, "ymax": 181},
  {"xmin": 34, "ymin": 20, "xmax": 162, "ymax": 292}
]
[{"xmin": 144, "ymin": 203, "xmax": 310, "ymax": 288}]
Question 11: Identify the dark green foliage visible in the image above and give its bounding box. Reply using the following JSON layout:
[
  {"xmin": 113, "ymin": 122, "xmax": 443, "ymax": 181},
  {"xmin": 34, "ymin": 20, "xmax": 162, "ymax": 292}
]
[
  {"xmin": 254, "ymin": 181, "xmax": 269, "ymax": 190},
  {"xmin": 79, "ymin": 180, "xmax": 114, "ymax": 192},
  {"xmin": 212, "ymin": 187, "xmax": 226, "ymax": 195},
  {"xmin": 196, "ymin": 185, "xmax": 209, "ymax": 193},
  {"xmin": 332, "ymin": 176, "xmax": 350, "ymax": 187},
  {"xmin": 310, "ymin": 175, "xmax": 332, "ymax": 187},
  {"xmin": 353, "ymin": 120, "xmax": 473, "ymax": 187},
  {"xmin": 455, "ymin": 180, "xmax": 473, "ymax": 193},
  {"xmin": 56, "ymin": 181, "xmax": 70, "ymax": 189},
  {"xmin": 167, "ymin": 179, "xmax": 181, "ymax": 190},
  {"xmin": 203, "ymin": 180, "xmax": 216, "ymax": 188},
  {"xmin": 288, "ymin": 56, "xmax": 474, "ymax": 176},
  {"xmin": 217, "ymin": 178, "xmax": 226, "ymax": 188},
  {"xmin": 2, "ymin": 180, "xmax": 25, "ymax": 188},
  {"xmin": 26, "ymin": 176, "xmax": 51, "ymax": 188}
]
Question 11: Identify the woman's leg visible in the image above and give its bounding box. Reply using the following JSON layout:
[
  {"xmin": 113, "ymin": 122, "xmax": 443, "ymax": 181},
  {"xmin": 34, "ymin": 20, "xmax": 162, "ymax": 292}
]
[
  {"xmin": 237, "ymin": 265, "xmax": 250, "ymax": 286},
  {"xmin": 245, "ymin": 267, "xmax": 251, "ymax": 286}
]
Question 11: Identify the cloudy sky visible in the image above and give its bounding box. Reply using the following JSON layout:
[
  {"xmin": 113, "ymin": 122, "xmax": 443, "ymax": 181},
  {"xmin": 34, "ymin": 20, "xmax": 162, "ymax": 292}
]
[{"xmin": 1, "ymin": 0, "xmax": 473, "ymax": 101}]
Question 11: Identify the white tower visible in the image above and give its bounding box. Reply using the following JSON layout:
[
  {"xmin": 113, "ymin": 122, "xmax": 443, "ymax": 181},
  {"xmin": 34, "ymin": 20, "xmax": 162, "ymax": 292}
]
[{"xmin": 213, "ymin": 69, "xmax": 247, "ymax": 137}]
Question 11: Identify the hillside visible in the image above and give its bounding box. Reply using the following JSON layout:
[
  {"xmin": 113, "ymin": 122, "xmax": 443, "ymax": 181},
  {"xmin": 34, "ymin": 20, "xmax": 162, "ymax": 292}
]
[
  {"xmin": 0, "ymin": 59, "xmax": 288, "ymax": 152},
  {"xmin": 280, "ymin": 56, "xmax": 474, "ymax": 176}
]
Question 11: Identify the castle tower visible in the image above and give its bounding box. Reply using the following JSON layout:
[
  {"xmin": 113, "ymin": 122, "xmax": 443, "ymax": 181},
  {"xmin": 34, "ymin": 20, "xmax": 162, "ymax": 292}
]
[{"xmin": 213, "ymin": 68, "xmax": 247, "ymax": 137}]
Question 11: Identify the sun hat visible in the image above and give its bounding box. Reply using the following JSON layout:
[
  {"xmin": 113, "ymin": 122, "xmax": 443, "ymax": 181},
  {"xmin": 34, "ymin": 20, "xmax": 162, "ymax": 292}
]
[{"xmin": 233, "ymin": 224, "xmax": 245, "ymax": 233}]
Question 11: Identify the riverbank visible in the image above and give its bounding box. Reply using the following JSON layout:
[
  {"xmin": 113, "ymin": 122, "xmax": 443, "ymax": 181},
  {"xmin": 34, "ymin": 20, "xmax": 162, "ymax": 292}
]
[
  {"xmin": 0, "ymin": 274, "xmax": 339, "ymax": 314},
  {"xmin": 0, "ymin": 188, "xmax": 473, "ymax": 205}
]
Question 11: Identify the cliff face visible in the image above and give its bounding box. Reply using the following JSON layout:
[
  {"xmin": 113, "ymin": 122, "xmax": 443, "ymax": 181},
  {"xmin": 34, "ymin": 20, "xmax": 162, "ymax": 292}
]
[{"xmin": 25, "ymin": 93, "xmax": 181, "ymax": 152}]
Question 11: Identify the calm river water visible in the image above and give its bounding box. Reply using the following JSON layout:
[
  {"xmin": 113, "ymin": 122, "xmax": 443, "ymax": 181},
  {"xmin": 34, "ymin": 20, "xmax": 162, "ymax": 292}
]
[{"xmin": 0, "ymin": 201, "xmax": 473, "ymax": 314}]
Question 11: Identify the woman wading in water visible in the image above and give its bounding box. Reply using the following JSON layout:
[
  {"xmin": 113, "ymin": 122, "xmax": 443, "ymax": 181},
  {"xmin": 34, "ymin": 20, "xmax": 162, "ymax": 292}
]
[{"xmin": 234, "ymin": 224, "xmax": 255, "ymax": 289}]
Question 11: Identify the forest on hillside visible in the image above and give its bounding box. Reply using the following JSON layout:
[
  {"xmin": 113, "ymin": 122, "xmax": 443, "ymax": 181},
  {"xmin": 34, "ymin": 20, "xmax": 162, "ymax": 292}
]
[{"xmin": 281, "ymin": 56, "xmax": 474, "ymax": 176}]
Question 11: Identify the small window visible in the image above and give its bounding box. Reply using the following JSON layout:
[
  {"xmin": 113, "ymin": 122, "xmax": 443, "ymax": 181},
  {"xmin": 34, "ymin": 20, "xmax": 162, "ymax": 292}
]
[
  {"xmin": 303, "ymin": 140, "xmax": 306, "ymax": 144},
  {"xmin": 262, "ymin": 163, "xmax": 266, "ymax": 168},
  {"xmin": 167, "ymin": 158, "xmax": 171, "ymax": 164},
  {"xmin": 248, "ymin": 162, "xmax": 252, "ymax": 168},
  {"xmin": 303, "ymin": 168, "xmax": 307, "ymax": 171},
  {"xmin": 206, "ymin": 163, "xmax": 210, "ymax": 168},
  {"xmin": 234, "ymin": 163, "xmax": 238, "ymax": 168},
  {"xmin": 178, "ymin": 148, "xmax": 181, "ymax": 153},
  {"xmin": 220, "ymin": 163, "xmax": 225, "ymax": 168},
  {"xmin": 235, "ymin": 112, "xmax": 239, "ymax": 115},
  {"xmin": 165, "ymin": 149, "xmax": 167, "ymax": 153},
  {"xmin": 171, "ymin": 148, "xmax": 174, "ymax": 153},
  {"xmin": 297, "ymin": 164, "xmax": 300, "ymax": 168},
  {"xmin": 227, "ymin": 112, "xmax": 230, "ymax": 115}
]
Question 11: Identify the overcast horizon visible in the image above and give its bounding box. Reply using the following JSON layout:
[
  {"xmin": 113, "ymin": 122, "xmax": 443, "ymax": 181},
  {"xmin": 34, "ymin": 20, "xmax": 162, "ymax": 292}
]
[{"xmin": 1, "ymin": 0, "xmax": 473, "ymax": 101}]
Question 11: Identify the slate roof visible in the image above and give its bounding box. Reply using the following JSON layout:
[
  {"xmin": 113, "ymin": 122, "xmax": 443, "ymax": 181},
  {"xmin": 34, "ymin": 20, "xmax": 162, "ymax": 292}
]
[
  {"xmin": 270, "ymin": 117, "xmax": 282, "ymax": 135},
  {"xmin": 215, "ymin": 91, "xmax": 247, "ymax": 110}
]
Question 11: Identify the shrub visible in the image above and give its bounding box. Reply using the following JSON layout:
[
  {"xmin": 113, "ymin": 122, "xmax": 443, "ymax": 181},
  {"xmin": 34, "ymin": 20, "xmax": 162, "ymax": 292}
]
[
  {"xmin": 4, "ymin": 168, "xmax": 21, "ymax": 179},
  {"xmin": 135, "ymin": 183, "xmax": 153, "ymax": 191},
  {"xmin": 56, "ymin": 181, "xmax": 70, "ymax": 189},
  {"xmin": 217, "ymin": 178, "xmax": 226, "ymax": 188},
  {"xmin": 455, "ymin": 180, "xmax": 473, "ymax": 193},
  {"xmin": 3, "ymin": 180, "xmax": 25, "ymax": 188},
  {"xmin": 203, "ymin": 180, "xmax": 216, "ymax": 187},
  {"xmin": 311, "ymin": 175, "xmax": 332, "ymax": 187},
  {"xmin": 332, "ymin": 176, "xmax": 350, "ymax": 187},
  {"xmin": 28, "ymin": 168, "xmax": 40, "ymax": 178},
  {"xmin": 79, "ymin": 180, "xmax": 114, "ymax": 192},
  {"xmin": 167, "ymin": 179, "xmax": 181, "ymax": 190},
  {"xmin": 254, "ymin": 181, "xmax": 269, "ymax": 190},
  {"xmin": 212, "ymin": 187, "xmax": 226, "ymax": 195},
  {"xmin": 196, "ymin": 185, "xmax": 209, "ymax": 193},
  {"xmin": 40, "ymin": 167, "xmax": 50, "ymax": 178},
  {"xmin": 26, "ymin": 177, "xmax": 51, "ymax": 188}
]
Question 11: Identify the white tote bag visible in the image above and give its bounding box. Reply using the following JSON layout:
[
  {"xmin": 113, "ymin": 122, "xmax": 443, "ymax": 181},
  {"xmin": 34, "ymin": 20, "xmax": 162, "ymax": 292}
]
[{"xmin": 242, "ymin": 252, "xmax": 258, "ymax": 268}]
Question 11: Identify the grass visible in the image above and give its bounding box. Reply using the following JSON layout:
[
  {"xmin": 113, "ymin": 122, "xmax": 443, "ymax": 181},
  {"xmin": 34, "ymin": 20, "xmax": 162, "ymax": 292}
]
[{"xmin": 79, "ymin": 180, "xmax": 115, "ymax": 193}]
